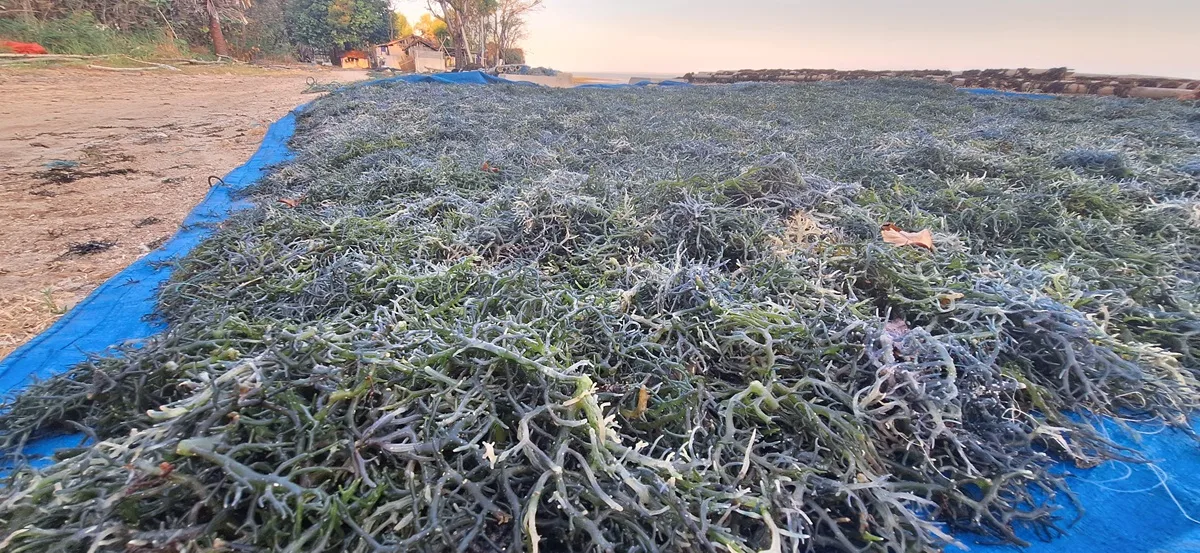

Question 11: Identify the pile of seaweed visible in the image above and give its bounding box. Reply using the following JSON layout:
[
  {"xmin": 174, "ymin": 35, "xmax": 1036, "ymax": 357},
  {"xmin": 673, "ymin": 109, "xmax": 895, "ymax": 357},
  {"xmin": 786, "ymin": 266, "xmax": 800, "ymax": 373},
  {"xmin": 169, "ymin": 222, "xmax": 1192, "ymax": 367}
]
[{"xmin": 2, "ymin": 80, "xmax": 1199, "ymax": 553}]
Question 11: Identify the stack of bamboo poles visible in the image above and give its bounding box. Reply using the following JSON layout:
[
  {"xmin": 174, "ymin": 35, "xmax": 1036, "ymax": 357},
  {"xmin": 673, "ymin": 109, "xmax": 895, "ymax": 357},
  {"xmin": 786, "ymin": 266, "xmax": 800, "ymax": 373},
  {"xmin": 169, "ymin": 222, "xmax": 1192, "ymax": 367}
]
[{"xmin": 685, "ymin": 67, "xmax": 1200, "ymax": 100}]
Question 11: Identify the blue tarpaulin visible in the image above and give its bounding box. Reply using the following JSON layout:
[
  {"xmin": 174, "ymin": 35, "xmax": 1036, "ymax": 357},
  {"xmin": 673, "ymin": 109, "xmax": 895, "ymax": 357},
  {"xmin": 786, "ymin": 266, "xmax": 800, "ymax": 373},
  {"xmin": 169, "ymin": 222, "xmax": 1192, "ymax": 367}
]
[
  {"xmin": 0, "ymin": 71, "xmax": 1196, "ymax": 552},
  {"xmin": 0, "ymin": 106, "xmax": 299, "ymax": 470},
  {"xmin": 0, "ymin": 72, "xmax": 512, "ymax": 402},
  {"xmin": 961, "ymin": 88, "xmax": 1057, "ymax": 100},
  {"xmin": 968, "ymin": 420, "xmax": 1200, "ymax": 553},
  {"xmin": 0, "ymin": 110, "xmax": 296, "ymax": 396}
]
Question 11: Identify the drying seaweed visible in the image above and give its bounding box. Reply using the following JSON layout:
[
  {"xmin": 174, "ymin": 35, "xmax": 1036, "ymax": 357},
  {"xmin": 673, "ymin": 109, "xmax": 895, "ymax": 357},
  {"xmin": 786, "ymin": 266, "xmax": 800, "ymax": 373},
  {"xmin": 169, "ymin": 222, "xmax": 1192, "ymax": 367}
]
[
  {"xmin": 63, "ymin": 240, "xmax": 117, "ymax": 256},
  {"xmin": 2, "ymin": 80, "xmax": 1200, "ymax": 553},
  {"xmin": 36, "ymin": 165, "xmax": 135, "ymax": 184},
  {"xmin": 134, "ymin": 216, "xmax": 162, "ymax": 228}
]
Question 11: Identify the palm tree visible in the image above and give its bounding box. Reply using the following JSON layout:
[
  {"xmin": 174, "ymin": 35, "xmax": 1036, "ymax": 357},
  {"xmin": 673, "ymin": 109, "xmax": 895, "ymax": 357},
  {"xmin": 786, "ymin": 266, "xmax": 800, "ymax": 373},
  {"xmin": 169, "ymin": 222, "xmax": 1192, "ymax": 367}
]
[{"xmin": 180, "ymin": 0, "xmax": 251, "ymax": 57}]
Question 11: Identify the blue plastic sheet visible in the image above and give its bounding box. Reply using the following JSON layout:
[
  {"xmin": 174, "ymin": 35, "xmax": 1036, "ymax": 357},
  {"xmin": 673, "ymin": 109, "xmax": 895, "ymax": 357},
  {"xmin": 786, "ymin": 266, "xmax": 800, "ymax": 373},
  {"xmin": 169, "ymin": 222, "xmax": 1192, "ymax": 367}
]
[
  {"xmin": 0, "ymin": 71, "xmax": 502, "ymax": 394},
  {"xmin": 1, "ymin": 71, "xmax": 1197, "ymax": 551},
  {"xmin": 961, "ymin": 88, "xmax": 1057, "ymax": 100},
  {"xmin": 0, "ymin": 111, "xmax": 296, "ymax": 394},
  {"xmin": 967, "ymin": 420, "xmax": 1200, "ymax": 553},
  {"xmin": 0, "ymin": 108, "xmax": 300, "ymax": 467}
]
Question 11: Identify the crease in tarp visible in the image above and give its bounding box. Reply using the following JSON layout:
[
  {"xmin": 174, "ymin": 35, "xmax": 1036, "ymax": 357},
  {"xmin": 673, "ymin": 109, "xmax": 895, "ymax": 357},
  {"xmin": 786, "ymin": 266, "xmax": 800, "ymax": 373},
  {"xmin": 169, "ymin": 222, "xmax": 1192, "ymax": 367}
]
[{"xmin": 1, "ymin": 71, "xmax": 1197, "ymax": 552}]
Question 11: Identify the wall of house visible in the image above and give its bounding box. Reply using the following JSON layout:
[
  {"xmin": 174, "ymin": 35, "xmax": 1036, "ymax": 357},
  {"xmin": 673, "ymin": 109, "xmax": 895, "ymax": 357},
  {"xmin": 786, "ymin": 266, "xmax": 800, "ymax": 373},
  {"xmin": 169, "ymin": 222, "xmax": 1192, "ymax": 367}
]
[
  {"xmin": 374, "ymin": 48, "xmax": 407, "ymax": 70},
  {"xmin": 372, "ymin": 44, "xmax": 443, "ymax": 73},
  {"xmin": 411, "ymin": 47, "xmax": 446, "ymax": 73},
  {"xmin": 341, "ymin": 56, "xmax": 369, "ymax": 69}
]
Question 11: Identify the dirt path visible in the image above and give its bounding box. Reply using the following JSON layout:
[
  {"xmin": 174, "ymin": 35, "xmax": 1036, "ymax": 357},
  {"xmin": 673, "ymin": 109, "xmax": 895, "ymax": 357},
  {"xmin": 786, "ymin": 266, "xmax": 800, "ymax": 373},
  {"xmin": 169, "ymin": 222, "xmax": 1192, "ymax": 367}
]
[{"xmin": 0, "ymin": 66, "xmax": 366, "ymax": 359}]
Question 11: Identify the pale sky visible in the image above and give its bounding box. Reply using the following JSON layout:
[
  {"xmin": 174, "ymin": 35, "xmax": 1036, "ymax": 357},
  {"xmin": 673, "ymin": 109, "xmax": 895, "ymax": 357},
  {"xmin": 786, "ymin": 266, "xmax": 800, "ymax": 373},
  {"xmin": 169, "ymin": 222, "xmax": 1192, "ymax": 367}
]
[{"xmin": 395, "ymin": 0, "xmax": 1200, "ymax": 78}]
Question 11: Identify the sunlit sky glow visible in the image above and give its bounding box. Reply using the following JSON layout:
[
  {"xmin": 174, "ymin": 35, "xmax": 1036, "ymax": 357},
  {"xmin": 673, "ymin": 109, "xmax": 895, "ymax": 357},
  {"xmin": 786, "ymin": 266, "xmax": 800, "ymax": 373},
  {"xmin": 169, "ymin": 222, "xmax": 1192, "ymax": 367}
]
[{"xmin": 394, "ymin": 0, "xmax": 1199, "ymax": 78}]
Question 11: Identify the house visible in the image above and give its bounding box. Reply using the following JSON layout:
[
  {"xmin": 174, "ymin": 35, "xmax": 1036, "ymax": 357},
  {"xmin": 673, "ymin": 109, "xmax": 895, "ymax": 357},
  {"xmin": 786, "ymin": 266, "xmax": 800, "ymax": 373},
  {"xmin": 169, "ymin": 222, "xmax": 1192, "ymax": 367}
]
[
  {"xmin": 340, "ymin": 50, "xmax": 370, "ymax": 69},
  {"xmin": 371, "ymin": 36, "xmax": 447, "ymax": 73}
]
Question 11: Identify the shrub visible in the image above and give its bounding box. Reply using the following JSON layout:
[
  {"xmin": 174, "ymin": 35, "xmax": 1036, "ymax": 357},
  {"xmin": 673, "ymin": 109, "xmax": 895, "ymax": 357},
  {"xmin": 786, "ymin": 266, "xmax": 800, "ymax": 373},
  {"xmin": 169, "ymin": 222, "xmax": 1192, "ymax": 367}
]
[{"xmin": 0, "ymin": 12, "xmax": 180, "ymax": 56}]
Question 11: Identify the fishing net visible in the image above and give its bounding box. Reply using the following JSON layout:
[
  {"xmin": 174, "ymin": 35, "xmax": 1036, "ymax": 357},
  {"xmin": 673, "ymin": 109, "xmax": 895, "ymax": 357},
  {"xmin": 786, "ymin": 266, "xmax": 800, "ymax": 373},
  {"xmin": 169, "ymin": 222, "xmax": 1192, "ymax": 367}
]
[{"xmin": 2, "ymin": 80, "xmax": 1200, "ymax": 552}]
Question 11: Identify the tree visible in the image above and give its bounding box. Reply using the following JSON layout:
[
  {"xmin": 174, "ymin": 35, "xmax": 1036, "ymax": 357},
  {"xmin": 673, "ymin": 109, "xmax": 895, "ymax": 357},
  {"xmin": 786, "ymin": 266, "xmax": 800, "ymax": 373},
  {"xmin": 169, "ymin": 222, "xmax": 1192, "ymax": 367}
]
[
  {"xmin": 226, "ymin": 0, "xmax": 295, "ymax": 60},
  {"xmin": 500, "ymin": 47, "xmax": 523, "ymax": 64},
  {"xmin": 490, "ymin": 0, "xmax": 539, "ymax": 65},
  {"xmin": 391, "ymin": 11, "xmax": 412, "ymax": 39},
  {"xmin": 413, "ymin": 12, "xmax": 448, "ymax": 44},
  {"xmin": 176, "ymin": 0, "xmax": 252, "ymax": 57},
  {"xmin": 326, "ymin": 0, "xmax": 389, "ymax": 45},
  {"xmin": 285, "ymin": 0, "xmax": 390, "ymax": 53},
  {"xmin": 205, "ymin": 0, "xmax": 232, "ymax": 56},
  {"xmin": 424, "ymin": 0, "xmax": 539, "ymax": 69},
  {"xmin": 424, "ymin": 0, "xmax": 479, "ymax": 68}
]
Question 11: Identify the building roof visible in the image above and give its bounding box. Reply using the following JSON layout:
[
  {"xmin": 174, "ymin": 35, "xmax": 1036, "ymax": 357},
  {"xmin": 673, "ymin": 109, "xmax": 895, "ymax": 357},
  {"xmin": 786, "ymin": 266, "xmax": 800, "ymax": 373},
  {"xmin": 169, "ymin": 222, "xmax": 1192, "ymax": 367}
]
[
  {"xmin": 342, "ymin": 50, "xmax": 368, "ymax": 59},
  {"xmin": 374, "ymin": 36, "xmax": 441, "ymax": 52}
]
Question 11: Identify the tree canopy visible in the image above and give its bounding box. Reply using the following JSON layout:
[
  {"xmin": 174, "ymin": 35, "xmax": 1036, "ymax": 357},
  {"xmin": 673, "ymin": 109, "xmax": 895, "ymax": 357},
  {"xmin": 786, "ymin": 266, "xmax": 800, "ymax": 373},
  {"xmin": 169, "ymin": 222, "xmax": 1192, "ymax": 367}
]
[
  {"xmin": 413, "ymin": 12, "xmax": 449, "ymax": 44},
  {"xmin": 391, "ymin": 12, "xmax": 413, "ymax": 40},
  {"xmin": 2, "ymin": 0, "xmax": 540, "ymax": 63},
  {"xmin": 285, "ymin": 0, "xmax": 390, "ymax": 51},
  {"xmin": 424, "ymin": 0, "xmax": 541, "ymax": 68}
]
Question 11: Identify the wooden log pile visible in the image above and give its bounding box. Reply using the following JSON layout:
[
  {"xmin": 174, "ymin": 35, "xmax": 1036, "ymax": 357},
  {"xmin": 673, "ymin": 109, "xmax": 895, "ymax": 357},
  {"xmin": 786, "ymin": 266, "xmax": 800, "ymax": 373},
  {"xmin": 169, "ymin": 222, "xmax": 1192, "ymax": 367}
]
[
  {"xmin": 684, "ymin": 67, "xmax": 1200, "ymax": 100},
  {"xmin": 684, "ymin": 68, "xmax": 953, "ymax": 84}
]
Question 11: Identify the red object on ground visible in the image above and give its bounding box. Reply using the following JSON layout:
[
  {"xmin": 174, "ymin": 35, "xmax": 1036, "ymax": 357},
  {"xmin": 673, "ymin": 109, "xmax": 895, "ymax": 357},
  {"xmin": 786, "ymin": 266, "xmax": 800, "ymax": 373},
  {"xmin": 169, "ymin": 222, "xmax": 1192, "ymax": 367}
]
[{"xmin": 1, "ymin": 41, "xmax": 49, "ymax": 55}]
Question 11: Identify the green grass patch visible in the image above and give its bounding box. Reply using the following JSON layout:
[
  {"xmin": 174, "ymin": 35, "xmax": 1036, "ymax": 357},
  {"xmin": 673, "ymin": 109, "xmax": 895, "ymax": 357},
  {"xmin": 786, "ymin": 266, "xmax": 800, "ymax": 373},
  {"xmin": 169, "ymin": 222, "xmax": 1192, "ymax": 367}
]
[{"xmin": 0, "ymin": 12, "xmax": 181, "ymax": 57}]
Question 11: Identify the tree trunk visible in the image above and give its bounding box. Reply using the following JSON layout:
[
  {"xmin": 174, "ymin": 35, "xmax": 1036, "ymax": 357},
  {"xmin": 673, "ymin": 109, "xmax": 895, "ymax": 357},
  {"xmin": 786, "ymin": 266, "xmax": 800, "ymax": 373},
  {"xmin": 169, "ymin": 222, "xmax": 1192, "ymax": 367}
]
[
  {"xmin": 429, "ymin": 0, "xmax": 474, "ymax": 69},
  {"xmin": 497, "ymin": 21, "xmax": 507, "ymax": 67},
  {"xmin": 476, "ymin": 21, "xmax": 485, "ymax": 66},
  {"xmin": 453, "ymin": 9, "xmax": 473, "ymax": 68},
  {"xmin": 206, "ymin": 0, "xmax": 231, "ymax": 57}
]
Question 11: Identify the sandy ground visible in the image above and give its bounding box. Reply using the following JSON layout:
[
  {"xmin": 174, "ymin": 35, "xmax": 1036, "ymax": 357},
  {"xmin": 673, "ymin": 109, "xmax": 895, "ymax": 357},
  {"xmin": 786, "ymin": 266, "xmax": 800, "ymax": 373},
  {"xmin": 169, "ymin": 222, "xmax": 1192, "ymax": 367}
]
[{"xmin": 0, "ymin": 65, "xmax": 367, "ymax": 360}]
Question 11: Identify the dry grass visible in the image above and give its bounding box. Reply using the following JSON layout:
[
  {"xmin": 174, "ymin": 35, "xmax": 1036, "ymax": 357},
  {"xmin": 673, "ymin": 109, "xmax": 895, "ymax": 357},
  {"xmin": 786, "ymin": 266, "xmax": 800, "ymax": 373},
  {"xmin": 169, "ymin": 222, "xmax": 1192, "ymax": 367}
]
[{"xmin": 0, "ymin": 293, "xmax": 69, "ymax": 357}]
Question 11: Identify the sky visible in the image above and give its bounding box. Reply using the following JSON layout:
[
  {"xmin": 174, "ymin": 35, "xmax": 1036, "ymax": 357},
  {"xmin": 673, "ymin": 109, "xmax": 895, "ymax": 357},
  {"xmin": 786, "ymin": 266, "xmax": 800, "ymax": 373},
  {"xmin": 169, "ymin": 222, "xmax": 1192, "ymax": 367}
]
[{"xmin": 394, "ymin": 0, "xmax": 1200, "ymax": 78}]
